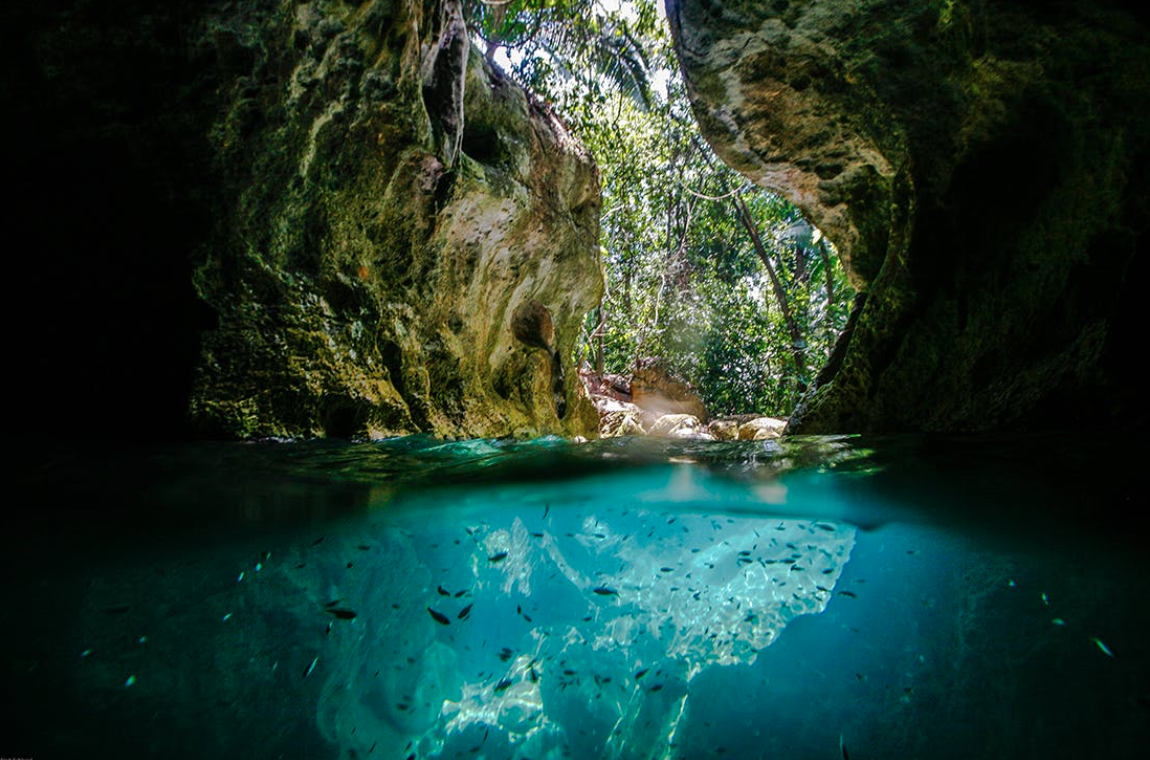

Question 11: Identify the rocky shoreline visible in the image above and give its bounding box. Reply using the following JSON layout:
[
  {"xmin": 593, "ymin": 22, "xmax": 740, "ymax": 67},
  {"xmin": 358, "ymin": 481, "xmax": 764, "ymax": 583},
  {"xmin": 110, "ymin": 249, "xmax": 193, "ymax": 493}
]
[{"xmin": 580, "ymin": 365, "xmax": 787, "ymax": 441}]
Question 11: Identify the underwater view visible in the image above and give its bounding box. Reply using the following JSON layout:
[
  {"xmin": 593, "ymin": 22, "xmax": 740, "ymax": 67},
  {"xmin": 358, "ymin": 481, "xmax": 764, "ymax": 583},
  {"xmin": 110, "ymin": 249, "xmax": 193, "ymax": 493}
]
[{"xmin": 3, "ymin": 435, "xmax": 1147, "ymax": 759}]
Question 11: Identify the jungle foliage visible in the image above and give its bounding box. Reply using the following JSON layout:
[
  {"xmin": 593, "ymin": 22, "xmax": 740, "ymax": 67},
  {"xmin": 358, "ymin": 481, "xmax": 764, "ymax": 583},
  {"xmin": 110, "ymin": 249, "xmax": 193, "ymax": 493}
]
[{"xmin": 463, "ymin": 0, "xmax": 854, "ymax": 416}]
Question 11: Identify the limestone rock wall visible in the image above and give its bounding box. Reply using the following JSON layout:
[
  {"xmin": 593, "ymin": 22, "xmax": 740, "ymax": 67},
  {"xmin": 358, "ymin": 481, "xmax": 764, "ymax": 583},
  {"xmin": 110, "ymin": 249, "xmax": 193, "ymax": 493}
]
[
  {"xmin": 8, "ymin": 0, "xmax": 602, "ymax": 439},
  {"xmin": 191, "ymin": 0, "xmax": 603, "ymax": 438},
  {"xmin": 667, "ymin": 0, "xmax": 1150, "ymax": 432}
]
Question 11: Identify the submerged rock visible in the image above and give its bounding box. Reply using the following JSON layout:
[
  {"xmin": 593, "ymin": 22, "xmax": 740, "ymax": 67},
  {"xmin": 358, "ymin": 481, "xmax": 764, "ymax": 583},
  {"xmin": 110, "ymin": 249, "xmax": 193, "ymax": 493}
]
[{"xmin": 667, "ymin": 0, "xmax": 1150, "ymax": 433}]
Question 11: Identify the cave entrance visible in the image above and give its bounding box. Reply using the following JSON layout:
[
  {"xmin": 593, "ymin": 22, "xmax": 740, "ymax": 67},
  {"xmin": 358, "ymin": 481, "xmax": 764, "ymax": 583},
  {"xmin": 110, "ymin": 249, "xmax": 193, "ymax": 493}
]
[
  {"xmin": 575, "ymin": 191, "xmax": 854, "ymax": 438},
  {"xmin": 467, "ymin": 0, "xmax": 853, "ymax": 436}
]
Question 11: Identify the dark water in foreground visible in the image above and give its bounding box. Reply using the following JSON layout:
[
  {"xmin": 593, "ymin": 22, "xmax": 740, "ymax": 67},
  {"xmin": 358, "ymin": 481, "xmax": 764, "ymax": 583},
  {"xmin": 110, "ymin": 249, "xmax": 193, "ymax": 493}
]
[{"xmin": 2, "ymin": 434, "xmax": 1148, "ymax": 759}]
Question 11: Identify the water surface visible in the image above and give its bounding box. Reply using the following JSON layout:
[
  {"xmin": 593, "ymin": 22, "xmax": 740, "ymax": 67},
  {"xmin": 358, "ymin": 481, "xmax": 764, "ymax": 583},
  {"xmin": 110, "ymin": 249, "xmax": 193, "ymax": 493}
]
[{"xmin": 3, "ymin": 435, "xmax": 1147, "ymax": 759}]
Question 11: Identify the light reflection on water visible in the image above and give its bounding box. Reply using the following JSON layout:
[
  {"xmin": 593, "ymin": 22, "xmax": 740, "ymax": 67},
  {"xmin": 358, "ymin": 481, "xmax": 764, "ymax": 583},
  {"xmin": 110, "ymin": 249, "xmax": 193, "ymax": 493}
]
[{"xmin": 2, "ymin": 435, "xmax": 1147, "ymax": 759}]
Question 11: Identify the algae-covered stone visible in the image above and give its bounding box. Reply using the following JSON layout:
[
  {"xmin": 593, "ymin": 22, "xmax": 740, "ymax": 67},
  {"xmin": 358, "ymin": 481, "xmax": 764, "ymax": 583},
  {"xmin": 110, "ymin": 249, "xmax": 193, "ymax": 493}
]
[
  {"xmin": 189, "ymin": 0, "xmax": 604, "ymax": 438},
  {"xmin": 667, "ymin": 0, "xmax": 1150, "ymax": 433}
]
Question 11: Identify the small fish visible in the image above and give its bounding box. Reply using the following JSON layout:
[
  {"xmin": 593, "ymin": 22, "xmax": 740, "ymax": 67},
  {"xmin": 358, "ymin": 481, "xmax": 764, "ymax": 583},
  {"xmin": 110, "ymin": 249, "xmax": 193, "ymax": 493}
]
[
  {"xmin": 428, "ymin": 607, "xmax": 451, "ymax": 626},
  {"xmin": 494, "ymin": 678, "xmax": 513, "ymax": 694},
  {"xmin": 304, "ymin": 656, "xmax": 318, "ymax": 679},
  {"xmin": 221, "ymin": 613, "xmax": 233, "ymax": 622},
  {"xmin": 311, "ymin": 536, "xmax": 325, "ymax": 546},
  {"xmin": 634, "ymin": 668, "xmax": 649, "ymax": 680},
  {"xmin": 237, "ymin": 571, "xmax": 244, "ymax": 582},
  {"xmin": 649, "ymin": 684, "xmax": 663, "ymax": 692},
  {"xmin": 563, "ymin": 669, "xmax": 577, "ymax": 676},
  {"xmin": 81, "ymin": 649, "xmax": 93, "ymax": 659},
  {"xmin": 488, "ymin": 552, "xmax": 508, "ymax": 563},
  {"xmin": 324, "ymin": 600, "xmax": 342, "ymax": 608},
  {"xmin": 438, "ymin": 585, "xmax": 451, "ymax": 596},
  {"xmin": 326, "ymin": 608, "xmax": 357, "ymax": 620},
  {"xmin": 458, "ymin": 603, "xmax": 473, "ymax": 619},
  {"xmin": 593, "ymin": 586, "xmax": 618, "ymax": 596},
  {"xmin": 358, "ymin": 545, "xmax": 371, "ymax": 551},
  {"xmin": 454, "ymin": 589, "xmax": 468, "ymax": 598},
  {"xmin": 838, "ymin": 591, "xmax": 857, "ymax": 598},
  {"xmin": 1051, "ymin": 618, "xmax": 1066, "ymax": 626},
  {"xmin": 660, "ymin": 567, "xmax": 673, "ymax": 573},
  {"xmin": 124, "ymin": 675, "xmax": 136, "ymax": 688},
  {"xmin": 543, "ymin": 503, "xmax": 550, "ymax": 520},
  {"xmin": 840, "ymin": 733, "xmax": 849, "ymax": 760},
  {"xmin": 1041, "ymin": 592, "xmax": 1050, "ymax": 606},
  {"xmin": 1091, "ymin": 637, "xmax": 1115, "ymax": 658},
  {"xmin": 529, "ymin": 667, "xmax": 538, "ymax": 683}
]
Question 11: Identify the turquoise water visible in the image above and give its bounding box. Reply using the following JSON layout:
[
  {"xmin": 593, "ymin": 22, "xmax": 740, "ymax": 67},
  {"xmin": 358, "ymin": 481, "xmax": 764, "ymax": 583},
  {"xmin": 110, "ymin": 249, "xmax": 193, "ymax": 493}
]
[{"xmin": 2, "ymin": 435, "xmax": 1147, "ymax": 759}]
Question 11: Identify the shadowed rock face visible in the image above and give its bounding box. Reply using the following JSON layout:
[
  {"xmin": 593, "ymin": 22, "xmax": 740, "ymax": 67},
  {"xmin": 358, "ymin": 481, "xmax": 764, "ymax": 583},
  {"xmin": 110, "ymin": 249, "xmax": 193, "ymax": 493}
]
[
  {"xmin": 7, "ymin": 0, "xmax": 602, "ymax": 439},
  {"xmin": 667, "ymin": 0, "xmax": 1150, "ymax": 432}
]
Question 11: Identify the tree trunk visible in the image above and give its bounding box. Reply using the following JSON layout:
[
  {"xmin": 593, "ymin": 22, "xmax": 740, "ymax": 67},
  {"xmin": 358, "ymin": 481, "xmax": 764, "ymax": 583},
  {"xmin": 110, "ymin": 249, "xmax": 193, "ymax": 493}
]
[
  {"xmin": 817, "ymin": 239, "xmax": 835, "ymax": 305},
  {"xmin": 596, "ymin": 306, "xmax": 605, "ymax": 376},
  {"xmin": 817, "ymin": 239, "xmax": 837, "ymax": 349},
  {"xmin": 732, "ymin": 192, "xmax": 807, "ymax": 390}
]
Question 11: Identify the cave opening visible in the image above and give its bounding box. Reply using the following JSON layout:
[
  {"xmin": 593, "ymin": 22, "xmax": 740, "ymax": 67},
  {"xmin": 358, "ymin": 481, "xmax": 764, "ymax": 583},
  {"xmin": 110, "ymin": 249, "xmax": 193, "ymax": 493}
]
[{"xmin": 468, "ymin": 0, "xmax": 854, "ymax": 437}]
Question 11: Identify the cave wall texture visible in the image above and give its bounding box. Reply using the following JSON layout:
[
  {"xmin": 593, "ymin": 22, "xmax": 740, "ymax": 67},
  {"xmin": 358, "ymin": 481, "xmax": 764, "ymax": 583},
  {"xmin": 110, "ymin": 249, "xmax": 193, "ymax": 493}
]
[
  {"xmin": 4, "ymin": 0, "xmax": 602, "ymax": 439},
  {"xmin": 667, "ymin": 0, "xmax": 1150, "ymax": 433}
]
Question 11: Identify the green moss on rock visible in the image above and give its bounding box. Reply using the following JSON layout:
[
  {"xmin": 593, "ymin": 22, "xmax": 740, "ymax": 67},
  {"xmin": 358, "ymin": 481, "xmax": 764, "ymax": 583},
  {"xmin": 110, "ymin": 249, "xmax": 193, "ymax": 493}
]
[{"xmin": 188, "ymin": 0, "xmax": 603, "ymax": 438}]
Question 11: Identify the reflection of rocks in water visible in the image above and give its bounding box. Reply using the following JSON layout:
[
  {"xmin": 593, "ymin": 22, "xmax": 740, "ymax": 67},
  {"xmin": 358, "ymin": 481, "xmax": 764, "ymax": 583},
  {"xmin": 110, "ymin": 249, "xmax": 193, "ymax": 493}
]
[{"xmin": 316, "ymin": 505, "xmax": 855, "ymax": 758}]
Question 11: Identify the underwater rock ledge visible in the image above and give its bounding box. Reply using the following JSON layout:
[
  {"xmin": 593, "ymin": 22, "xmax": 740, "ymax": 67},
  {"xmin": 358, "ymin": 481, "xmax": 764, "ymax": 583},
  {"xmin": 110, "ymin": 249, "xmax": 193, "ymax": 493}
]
[{"xmin": 667, "ymin": 0, "xmax": 1150, "ymax": 433}]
